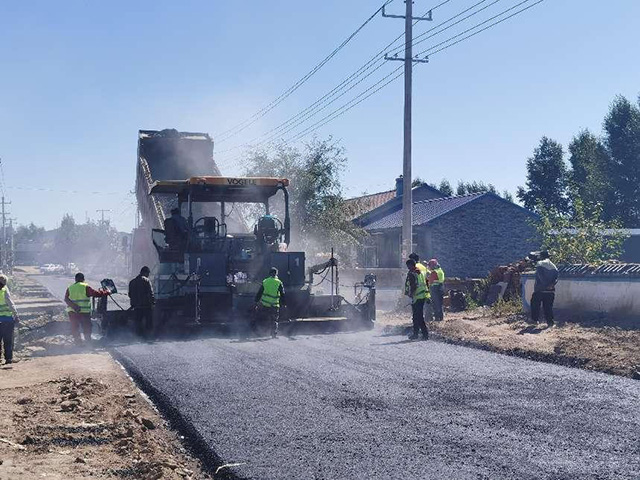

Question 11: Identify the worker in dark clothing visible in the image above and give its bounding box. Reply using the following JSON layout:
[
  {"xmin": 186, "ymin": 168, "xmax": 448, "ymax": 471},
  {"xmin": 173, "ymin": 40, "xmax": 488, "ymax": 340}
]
[
  {"xmin": 128, "ymin": 266, "xmax": 155, "ymax": 338},
  {"xmin": 164, "ymin": 207, "xmax": 189, "ymax": 250},
  {"xmin": 254, "ymin": 267, "xmax": 285, "ymax": 338},
  {"xmin": 405, "ymin": 259, "xmax": 429, "ymax": 341},
  {"xmin": 531, "ymin": 250, "xmax": 559, "ymax": 327}
]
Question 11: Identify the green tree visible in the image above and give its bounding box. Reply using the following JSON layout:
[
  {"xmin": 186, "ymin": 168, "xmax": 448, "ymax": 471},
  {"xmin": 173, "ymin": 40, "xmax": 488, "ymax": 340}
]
[
  {"xmin": 15, "ymin": 223, "xmax": 45, "ymax": 244},
  {"xmin": 438, "ymin": 179, "xmax": 453, "ymax": 196},
  {"xmin": 243, "ymin": 138, "xmax": 365, "ymax": 260},
  {"xmin": 502, "ymin": 190, "xmax": 514, "ymax": 202},
  {"xmin": 412, "ymin": 177, "xmax": 425, "ymax": 188},
  {"xmin": 603, "ymin": 95, "xmax": 640, "ymax": 226},
  {"xmin": 534, "ymin": 199, "xmax": 627, "ymax": 264},
  {"xmin": 455, "ymin": 180, "xmax": 499, "ymax": 196},
  {"xmin": 517, "ymin": 137, "xmax": 569, "ymax": 214},
  {"xmin": 54, "ymin": 214, "xmax": 77, "ymax": 263},
  {"xmin": 567, "ymin": 129, "xmax": 614, "ymax": 218}
]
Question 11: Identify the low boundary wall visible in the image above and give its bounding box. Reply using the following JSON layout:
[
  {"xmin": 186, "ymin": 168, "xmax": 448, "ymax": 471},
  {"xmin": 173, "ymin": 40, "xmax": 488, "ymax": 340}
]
[{"xmin": 521, "ymin": 263, "xmax": 640, "ymax": 318}]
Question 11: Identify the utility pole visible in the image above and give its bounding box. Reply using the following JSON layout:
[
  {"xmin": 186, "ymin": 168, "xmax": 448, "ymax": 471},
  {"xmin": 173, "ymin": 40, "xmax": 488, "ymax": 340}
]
[
  {"xmin": 96, "ymin": 209, "xmax": 111, "ymax": 225},
  {"xmin": 0, "ymin": 196, "xmax": 11, "ymax": 271},
  {"xmin": 383, "ymin": 1, "xmax": 431, "ymax": 265},
  {"xmin": 8, "ymin": 218, "xmax": 14, "ymax": 273}
]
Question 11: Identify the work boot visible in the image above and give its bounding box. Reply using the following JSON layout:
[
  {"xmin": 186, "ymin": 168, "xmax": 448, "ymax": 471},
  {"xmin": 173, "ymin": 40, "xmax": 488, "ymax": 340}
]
[
  {"xmin": 5, "ymin": 359, "xmax": 12, "ymax": 364},
  {"xmin": 547, "ymin": 319, "xmax": 555, "ymax": 327},
  {"xmin": 421, "ymin": 333, "xmax": 429, "ymax": 341},
  {"xmin": 408, "ymin": 333, "xmax": 419, "ymax": 340}
]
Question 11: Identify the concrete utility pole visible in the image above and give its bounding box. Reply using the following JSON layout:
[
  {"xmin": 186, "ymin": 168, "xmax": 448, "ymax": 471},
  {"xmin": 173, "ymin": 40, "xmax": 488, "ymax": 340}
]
[
  {"xmin": 383, "ymin": 1, "xmax": 431, "ymax": 265},
  {"xmin": 96, "ymin": 209, "xmax": 111, "ymax": 225},
  {"xmin": 1, "ymin": 196, "xmax": 11, "ymax": 271}
]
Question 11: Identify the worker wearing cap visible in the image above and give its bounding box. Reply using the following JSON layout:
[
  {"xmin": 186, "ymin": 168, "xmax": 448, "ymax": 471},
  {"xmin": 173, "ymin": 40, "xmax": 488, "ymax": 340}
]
[
  {"xmin": 254, "ymin": 267, "xmax": 285, "ymax": 338},
  {"xmin": 531, "ymin": 250, "xmax": 558, "ymax": 327},
  {"xmin": 427, "ymin": 259, "xmax": 446, "ymax": 321},
  {"xmin": 405, "ymin": 259, "xmax": 429, "ymax": 341},
  {"xmin": 408, "ymin": 253, "xmax": 434, "ymax": 322},
  {"xmin": 64, "ymin": 273, "xmax": 109, "ymax": 345},
  {"xmin": 0, "ymin": 274, "xmax": 20, "ymax": 364}
]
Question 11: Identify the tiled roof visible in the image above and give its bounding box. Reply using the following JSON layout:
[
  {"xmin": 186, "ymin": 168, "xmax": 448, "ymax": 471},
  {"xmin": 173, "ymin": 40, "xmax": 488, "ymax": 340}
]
[
  {"xmin": 363, "ymin": 193, "xmax": 485, "ymax": 230},
  {"xmin": 344, "ymin": 190, "xmax": 397, "ymax": 220}
]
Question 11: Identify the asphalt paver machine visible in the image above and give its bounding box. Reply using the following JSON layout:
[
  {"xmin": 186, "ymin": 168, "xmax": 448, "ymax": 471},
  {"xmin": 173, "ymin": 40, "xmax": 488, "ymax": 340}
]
[{"xmin": 148, "ymin": 176, "xmax": 376, "ymax": 332}]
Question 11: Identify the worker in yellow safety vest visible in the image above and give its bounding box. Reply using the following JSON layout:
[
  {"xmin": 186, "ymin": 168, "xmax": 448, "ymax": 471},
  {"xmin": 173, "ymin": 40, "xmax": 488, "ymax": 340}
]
[
  {"xmin": 427, "ymin": 259, "xmax": 446, "ymax": 321},
  {"xmin": 254, "ymin": 267, "xmax": 286, "ymax": 338},
  {"xmin": 0, "ymin": 274, "xmax": 20, "ymax": 364},
  {"xmin": 64, "ymin": 273, "xmax": 110, "ymax": 345},
  {"xmin": 405, "ymin": 259, "xmax": 429, "ymax": 341},
  {"xmin": 409, "ymin": 252, "xmax": 434, "ymax": 322}
]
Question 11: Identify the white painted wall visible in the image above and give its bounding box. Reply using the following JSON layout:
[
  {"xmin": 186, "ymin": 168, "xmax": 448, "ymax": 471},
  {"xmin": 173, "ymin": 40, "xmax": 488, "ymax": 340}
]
[{"xmin": 521, "ymin": 275, "xmax": 640, "ymax": 317}]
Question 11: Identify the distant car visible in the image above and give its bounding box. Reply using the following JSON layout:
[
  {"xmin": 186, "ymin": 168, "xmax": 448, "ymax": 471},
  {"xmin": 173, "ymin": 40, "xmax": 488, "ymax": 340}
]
[
  {"xmin": 51, "ymin": 264, "xmax": 65, "ymax": 274},
  {"xmin": 40, "ymin": 264, "xmax": 56, "ymax": 274}
]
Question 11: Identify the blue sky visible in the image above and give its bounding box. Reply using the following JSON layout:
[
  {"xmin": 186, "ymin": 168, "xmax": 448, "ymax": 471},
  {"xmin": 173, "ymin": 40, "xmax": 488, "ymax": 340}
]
[{"xmin": 1, "ymin": 0, "xmax": 639, "ymax": 232}]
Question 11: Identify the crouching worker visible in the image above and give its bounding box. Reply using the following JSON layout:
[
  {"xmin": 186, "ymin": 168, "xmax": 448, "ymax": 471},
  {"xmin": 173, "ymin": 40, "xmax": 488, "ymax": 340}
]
[
  {"xmin": 254, "ymin": 267, "xmax": 285, "ymax": 338},
  {"xmin": 405, "ymin": 259, "xmax": 429, "ymax": 341},
  {"xmin": 64, "ymin": 273, "xmax": 110, "ymax": 346},
  {"xmin": 0, "ymin": 274, "xmax": 20, "ymax": 364}
]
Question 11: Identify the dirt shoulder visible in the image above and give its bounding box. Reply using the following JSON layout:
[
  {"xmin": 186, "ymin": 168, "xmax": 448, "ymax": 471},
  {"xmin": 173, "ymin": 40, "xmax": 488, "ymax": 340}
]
[
  {"xmin": 1, "ymin": 270, "xmax": 211, "ymax": 479},
  {"xmin": 0, "ymin": 354, "xmax": 210, "ymax": 480},
  {"xmin": 379, "ymin": 309, "xmax": 640, "ymax": 379}
]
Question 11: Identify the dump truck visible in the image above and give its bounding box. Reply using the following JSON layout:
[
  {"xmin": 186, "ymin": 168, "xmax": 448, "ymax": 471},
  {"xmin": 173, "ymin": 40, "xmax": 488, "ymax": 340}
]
[{"xmin": 99, "ymin": 129, "xmax": 376, "ymax": 336}]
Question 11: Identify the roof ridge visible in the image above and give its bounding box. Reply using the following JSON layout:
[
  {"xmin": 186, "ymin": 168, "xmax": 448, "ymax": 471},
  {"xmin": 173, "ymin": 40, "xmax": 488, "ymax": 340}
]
[
  {"xmin": 345, "ymin": 189, "xmax": 394, "ymax": 201},
  {"xmin": 412, "ymin": 192, "xmax": 485, "ymax": 205}
]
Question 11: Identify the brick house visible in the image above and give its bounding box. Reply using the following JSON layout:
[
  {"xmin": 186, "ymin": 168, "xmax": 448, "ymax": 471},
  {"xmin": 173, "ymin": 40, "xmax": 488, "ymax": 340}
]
[{"xmin": 351, "ymin": 181, "xmax": 540, "ymax": 278}]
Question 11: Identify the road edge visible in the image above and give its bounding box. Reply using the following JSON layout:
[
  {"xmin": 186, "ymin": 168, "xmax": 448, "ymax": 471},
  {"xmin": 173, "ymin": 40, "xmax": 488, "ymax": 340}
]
[
  {"xmin": 110, "ymin": 348, "xmax": 247, "ymax": 480},
  {"xmin": 383, "ymin": 323, "xmax": 639, "ymax": 380}
]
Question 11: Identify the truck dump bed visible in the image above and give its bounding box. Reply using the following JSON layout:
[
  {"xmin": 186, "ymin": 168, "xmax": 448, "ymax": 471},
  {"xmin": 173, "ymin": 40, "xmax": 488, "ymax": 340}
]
[
  {"xmin": 132, "ymin": 129, "xmax": 245, "ymax": 273},
  {"xmin": 136, "ymin": 129, "xmax": 220, "ymax": 229}
]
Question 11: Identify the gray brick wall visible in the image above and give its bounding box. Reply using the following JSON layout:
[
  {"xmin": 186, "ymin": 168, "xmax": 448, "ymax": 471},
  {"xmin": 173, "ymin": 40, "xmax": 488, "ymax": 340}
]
[{"xmin": 419, "ymin": 196, "xmax": 540, "ymax": 278}]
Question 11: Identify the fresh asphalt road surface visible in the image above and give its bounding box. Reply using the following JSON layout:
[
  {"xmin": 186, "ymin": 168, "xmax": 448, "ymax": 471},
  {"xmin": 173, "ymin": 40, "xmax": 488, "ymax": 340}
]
[{"xmin": 115, "ymin": 332, "xmax": 640, "ymax": 480}]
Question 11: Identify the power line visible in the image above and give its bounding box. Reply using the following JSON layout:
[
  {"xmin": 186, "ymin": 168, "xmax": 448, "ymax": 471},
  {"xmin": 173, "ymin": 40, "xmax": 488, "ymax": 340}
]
[
  {"xmin": 0, "ymin": 158, "xmax": 6, "ymax": 197},
  {"xmin": 392, "ymin": 0, "xmax": 496, "ymax": 55},
  {"xmin": 271, "ymin": 0, "xmax": 547, "ymax": 147},
  {"xmin": 214, "ymin": 0, "xmax": 396, "ymax": 144},
  {"xmin": 216, "ymin": 0, "xmax": 544, "ymax": 169},
  {"xmin": 215, "ymin": 0, "xmax": 453, "ymax": 152},
  {"xmin": 415, "ymin": 0, "xmax": 543, "ymax": 57},
  {"xmin": 215, "ymin": 0, "xmax": 497, "ymax": 160},
  {"xmin": 6, "ymin": 185, "xmax": 125, "ymax": 195}
]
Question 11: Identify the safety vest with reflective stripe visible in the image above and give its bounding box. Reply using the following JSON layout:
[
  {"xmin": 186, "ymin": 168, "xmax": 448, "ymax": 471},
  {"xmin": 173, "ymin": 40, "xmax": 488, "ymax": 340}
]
[
  {"xmin": 0, "ymin": 286, "xmax": 13, "ymax": 317},
  {"xmin": 429, "ymin": 267, "xmax": 445, "ymax": 285},
  {"xmin": 68, "ymin": 282, "xmax": 91, "ymax": 314},
  {"xmin": 405, "ymin": 270, "xmax": 429, "ymax": 302},
  {"xmin": 261, "ymin": 276, "xmax": 283, "ymax": 308}
]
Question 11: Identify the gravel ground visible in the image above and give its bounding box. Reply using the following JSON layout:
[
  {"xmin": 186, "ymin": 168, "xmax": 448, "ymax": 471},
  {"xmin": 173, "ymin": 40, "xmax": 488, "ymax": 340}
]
[{"xmin": 115, "ymin": 331, "xmax": 640, "ymax": 480}]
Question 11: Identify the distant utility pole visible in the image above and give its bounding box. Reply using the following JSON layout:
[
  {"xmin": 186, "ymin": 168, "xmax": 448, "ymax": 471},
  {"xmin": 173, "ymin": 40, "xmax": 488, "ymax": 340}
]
[
  {"xmin": 8, "ymin": 218, "xmax": 15, "ymax": 273},
  {"xmin": 96, "ymin": 209, "xmax": 112, "ymax": 225},
  {"xmin": 383, "ymin": 1, "xmax": 431, "ymax": 265},
  {"xmin": 0, "ymin": 196, "xmax": 11, "ymax": 271}
]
